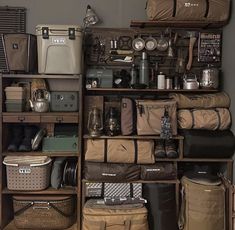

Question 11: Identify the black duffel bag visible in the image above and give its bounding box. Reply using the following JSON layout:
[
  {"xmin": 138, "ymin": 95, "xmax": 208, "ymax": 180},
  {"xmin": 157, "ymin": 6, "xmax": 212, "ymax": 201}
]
[
  {"xmin": 84, "ymin": 162, "xmax": 140, "ymax": 182},
  {"xmin": 140, "ymin": 163, "xmax": 177, "ymax": 181},
  {"xmin": 143, "ymin": 184, "xmax": 178, "ymax": 230},
  {"xmin": 180, "ymin": 129, "xmax": 235, "ymax": 158}
]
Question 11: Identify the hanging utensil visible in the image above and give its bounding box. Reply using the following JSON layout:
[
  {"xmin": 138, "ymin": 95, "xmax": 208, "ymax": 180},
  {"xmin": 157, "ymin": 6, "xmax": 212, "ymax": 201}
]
[
  {"xmin": 156, "ymin": 33, "xmax": 168, "ymax": 52},
  {"xmin": 132, "ymin": 36, "xmax": 145, "ymax": 51}
]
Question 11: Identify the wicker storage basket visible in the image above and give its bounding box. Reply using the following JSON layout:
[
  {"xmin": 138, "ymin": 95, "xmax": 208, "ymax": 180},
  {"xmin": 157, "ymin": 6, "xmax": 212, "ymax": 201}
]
[
  {"xmin": 3, "ymin": 156, "xmax": 52, "ymax": 190},
  {"xmin": 13, "ymin": 195, "xmax": 76, "ymax": 229}
]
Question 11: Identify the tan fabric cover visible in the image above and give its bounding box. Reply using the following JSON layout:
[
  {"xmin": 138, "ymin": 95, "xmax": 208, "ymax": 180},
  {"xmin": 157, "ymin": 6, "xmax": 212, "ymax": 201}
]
[
  {"xmin": 85, "ymin": 139, "xmax": 155, "ymax": 164},
  {"xmin": 178, "ymin": 108, "xmax": 231, "ymax": 130},
  {"xmin": 146, "ymin": 0, "xmax": 230, "ymax": 22},
  {"xmin": 136, "ymin": 100, "xmax": 177, "ymax": 135},
  {"xmin": 179, "ymin": 176, "xmax": 225, "ymax": 230},
  {"xmin": 170, "ymin": 92, "xmax": 230, "ymax": 109},
  {"xmin": 83, "ymin": 200, "xmax": 149, "ymax": 230}
]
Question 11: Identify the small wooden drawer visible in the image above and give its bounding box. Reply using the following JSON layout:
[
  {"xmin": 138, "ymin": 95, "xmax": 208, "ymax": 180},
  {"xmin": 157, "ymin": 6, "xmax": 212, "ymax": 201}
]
[
  {"xmin": 3, "ymin": 115, "xmax": 40, "ymax": 123},
  {"xmin": 41, "ymin": 115, "xmax": 79, "ymax": 123}
]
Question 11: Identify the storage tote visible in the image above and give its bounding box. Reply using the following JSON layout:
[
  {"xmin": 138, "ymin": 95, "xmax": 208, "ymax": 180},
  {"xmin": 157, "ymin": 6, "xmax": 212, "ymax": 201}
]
[
  {"xmin": 3, "ymin": 156, "xmax": 52, "ymax": 190},
  {"xmin": 3, "ymin": 33, "xmax": 37, "ymax": 73},
  {"xmin": 13, "ymin": 195, "xmax": 76, "ymax": 229},
  {"xmin": 36, "ymin": 24, "xmax": 83, "ymax": 74},
  {"xmin": 5, "ymin": 86, "xmax": 26, "ymax": 100}
]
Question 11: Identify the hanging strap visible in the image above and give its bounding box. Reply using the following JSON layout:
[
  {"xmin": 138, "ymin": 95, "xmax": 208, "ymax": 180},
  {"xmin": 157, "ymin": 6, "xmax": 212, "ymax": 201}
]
[
  {"xmin": 204, "ymin": 0, "xmax": 209, "ymax": 18},
  {"xmin": 214, "ymin": 109, "xmax": 221, "ymax": 130},
  {"xmin": 173, "ymin": 0, "xmax": 177, "ymax": 17},
  {"xmin": 189, "ymin": 109, "xmax": 195, "ymax": 129},
  {"xmin": 134, "ymin": 139, "xmax": 138, "ymax": 164},
  {"xmin": 130, "ymin": 183, "xmax": 134, "ymax": 197},
  {"xmin": 104, "ymin": 139, "xmax": 108, "ymax": 163},
  {"xmin": 178, "ymin": 186, "xmax": 186, "ymax": 230}
]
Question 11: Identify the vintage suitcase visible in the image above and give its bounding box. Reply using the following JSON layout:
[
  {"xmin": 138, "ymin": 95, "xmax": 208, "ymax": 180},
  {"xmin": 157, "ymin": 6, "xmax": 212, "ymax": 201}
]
[
  {"xmin": 13, "ymin": 195, "xmax": 76, "ymax": 229},
  {"xmin": 36, "ymin": 24, "xmax": 83, "ymax": 74},
  {"xmin": 3, "ymin": 156, "xmax": 52, "ymax": 190},
  {"xmin": 136, "ymin": 100, "xmax": 177, "ymax": 136},
  {"xmin": 143, "ymin": 184, "xmax": 178, "ymax": 230},
  {"xmin": 83, "ymin": 199, "xmax": 149, "ymax": 230},
  {"xmin": 140, "ymin": 163, "xmax": 177, "ymax": 181},
  {"xmin": 170, "ymin": 92, "xmax": 230, "ymax": 109},
  {"xmin": 85, "ymin": 182, "xmax": 142, "ymax": 198},
  {"xmin": 3, "ymin": 33, "xmax": 37, "ymax": 73},
  {"xmin": 84, "ymin": 162, "xmax": 140, "ymax": 182},
  {"xmin": 146, "ymin": 0, "xmax": 230, "ymax": 22},
  {"xmin": 177, "ymin": 108, "xmax": 231, "ymax": 130},
  {"xmin": 179, "ymin": 176, "xmax": 225, "ymax": 230},
  {"xmin": 42, "ymin": 136, "xmax": 78, "ymax": 152},
  {"xmin": 180, "ymin": 129, "xmax": 235, "ymax": 158},
  {"xmin": 85, "ymin": 139, "xmax": 155, "ymax": 164}
]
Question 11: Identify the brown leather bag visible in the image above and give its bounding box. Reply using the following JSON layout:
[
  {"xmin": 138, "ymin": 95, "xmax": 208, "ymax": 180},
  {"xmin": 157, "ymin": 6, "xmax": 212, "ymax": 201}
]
[
  {"xmin": 85, "ymin": 139, "xmax": 155, "ymax": 164},
  {"xmin": 146, "ymin": 0, "xmax": 230, "ymax": 22},
  {"xmin": 136, "ymin": 100, "xmax": 177, "ymax": 136},
  {"xmin": 83, "ymin": 199, "xmax": 149, "ymax": 230},
  {"xmin": 177, "ymin": 108, "xmax": 231, "ymax": 130}
]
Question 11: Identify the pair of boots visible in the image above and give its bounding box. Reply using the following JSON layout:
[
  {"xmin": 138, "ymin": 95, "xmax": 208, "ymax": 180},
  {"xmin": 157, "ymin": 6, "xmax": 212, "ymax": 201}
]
[
  {"xmin": 154, "ymin": 139, "xmax": 178, "ymax": 159},
  {"xmin": 7, "ymin": 125, "xmax": 38, "ymax": 152}
]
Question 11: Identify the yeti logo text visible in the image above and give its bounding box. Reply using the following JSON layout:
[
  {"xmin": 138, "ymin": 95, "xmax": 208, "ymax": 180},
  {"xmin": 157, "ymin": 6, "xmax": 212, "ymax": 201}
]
[{"xmin": 184, "ymin": 2, "xmax": 199, "ymax": 7}]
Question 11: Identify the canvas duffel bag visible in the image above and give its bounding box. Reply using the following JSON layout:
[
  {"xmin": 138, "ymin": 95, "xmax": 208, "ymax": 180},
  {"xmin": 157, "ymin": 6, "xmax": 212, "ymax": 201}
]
[
  {"xmin": 170, "ymin": 92, "xmax": 230, "ymax": 109},
  {"xmin": 84, "ymin": 162, "xmax": 140, "ymax": 182},
  {"xmin": 143, "ymin": 184, "xmax": 178, "ymax": 230},
  {"xmin": 85, "ymin": 139, "xmax": 155, "ymax": 164},
  {"xmin": 178, "ymin": 108, "xmax": 231, "ymax": 130},
  {"xmin": 136, "ymin": 100, "xmax": 177, "ymax": 136},
  {"xmin": 146, "ymin": 0, "xmax": 230, "ymax": 22},
  {"xmin": 83, "ymin": 199, "xmax": 149, "ymax": 230},
  {"xmin": 180, "ymin": 129, "xmax": 235, "ymax": 158},
  {"xmin": 179, "ymin": 176, "xmax": 225, "ymax": 230},
  {"xmin": 140, "ymin": 163, "xmax": 177, "ymax": 181},
  {"xmin": 13, "ymin": 195, "xmax": 75, "ymax": 229}
]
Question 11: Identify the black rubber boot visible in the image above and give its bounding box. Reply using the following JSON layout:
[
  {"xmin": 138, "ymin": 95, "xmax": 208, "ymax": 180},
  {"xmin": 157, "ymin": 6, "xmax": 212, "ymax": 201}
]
[
  {"xmin": 154, "ymin": 139, "xmax": 166, "ymax": 158},
  {"xmin": 18, "ymin": 125, "xmax": 38, "ymax": 152},
  {"xmin": 7, "ymin": 125, "xmax": 24, "ymax": 152},
  {"xmin": 165, "ymin": 139, "xmax": 178, "ymax": 158}
]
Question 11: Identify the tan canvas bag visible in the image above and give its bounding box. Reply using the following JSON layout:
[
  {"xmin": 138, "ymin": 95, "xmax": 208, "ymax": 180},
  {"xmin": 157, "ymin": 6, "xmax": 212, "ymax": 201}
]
[
  {"xmin": 85, "ymin": 139, "xmax": 155, "ymax": 164},
  {"xmin": 179, "ymin": 176, "xmax": 225, "ymax": 230},
  {"xmin": 177, "ymin": 108, "xmax": 231, "ymax": 130},
  {"xmin": 136, "ymin": 100, "xmax": 177, "ymax": 136},
  {"xmin": 170, "ymin": 92, "xmax": 230, "ymax": 109},
  {"xmin": 83, "ymin": 200, "xmax": 149, "ymax": 230},
  {"xmin": 146, "ymin": 0, "xmax": 230, "ymax": 22}
]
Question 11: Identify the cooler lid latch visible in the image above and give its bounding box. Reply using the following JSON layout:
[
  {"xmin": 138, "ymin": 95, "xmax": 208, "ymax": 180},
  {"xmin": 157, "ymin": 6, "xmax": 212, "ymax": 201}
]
[
  {"xmin": 42, "ymin": 27, "xmax": 49, "ymax": 39},
  {"xmin": 68, "ymin": 28, "xmax": 75, "ymax": 40}
]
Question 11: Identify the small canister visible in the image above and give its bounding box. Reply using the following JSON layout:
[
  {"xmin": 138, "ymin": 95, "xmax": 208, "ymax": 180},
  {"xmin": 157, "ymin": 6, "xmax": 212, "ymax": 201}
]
[
  {"xmin": 165, "ymin": 77, "xmax": 173, "ymax": 89},
  {"xmin": 157, "ymin": 72, "xmax": 165, "ymax": 89}
]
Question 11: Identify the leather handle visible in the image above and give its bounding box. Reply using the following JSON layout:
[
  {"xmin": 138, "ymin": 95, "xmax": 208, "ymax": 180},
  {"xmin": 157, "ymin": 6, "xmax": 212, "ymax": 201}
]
[
  {"xmin": 100, "ymin": 220, "xmax": 131, "ymax": 230},
  {"xmin": 186, "ymin": 37, "xmax": 197, "ymax": 71}
]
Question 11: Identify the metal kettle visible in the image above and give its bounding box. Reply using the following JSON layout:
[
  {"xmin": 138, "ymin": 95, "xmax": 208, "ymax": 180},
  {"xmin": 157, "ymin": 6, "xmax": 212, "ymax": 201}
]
[
  {"xmin": 29, "ymin": 89, "xmax": 50, "ymax": 112},
  {"xmin": 200, "ymin": 65, "xmax": 219, "ymax": 89},
  {"xmin": 183, "ymin": 73, "xmax": 199, "ymax": 90}
]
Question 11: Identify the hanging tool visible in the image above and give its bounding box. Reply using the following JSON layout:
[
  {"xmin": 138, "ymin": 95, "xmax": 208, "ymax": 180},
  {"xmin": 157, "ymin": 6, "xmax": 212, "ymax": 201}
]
[{"xmin": 186, "ymin": 31, "xmax": 198, "ymax": 71}]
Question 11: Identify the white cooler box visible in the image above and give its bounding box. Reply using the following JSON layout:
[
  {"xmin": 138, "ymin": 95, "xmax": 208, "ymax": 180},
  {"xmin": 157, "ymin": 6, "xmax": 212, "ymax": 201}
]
[{"xmin": 36, "ymin": 24, "xmax": 83, "ymax": 74}]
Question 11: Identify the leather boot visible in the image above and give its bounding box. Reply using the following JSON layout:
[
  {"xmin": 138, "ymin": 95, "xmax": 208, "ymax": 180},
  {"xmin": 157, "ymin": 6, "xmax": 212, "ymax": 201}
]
[
  {"xmin": 154, "ymin": 139, "xmax": 166, "ymax": 158},
  {"xmin": 18, "ymin": 125, "xmax": 38, "ymax": 152},
  {"xmin": 165, "ymin": 139, "xmax": 178, "ymax": 158},
  {"xmin": 7, "ymin": 125, "xmax": 24, "ymax": 152}
]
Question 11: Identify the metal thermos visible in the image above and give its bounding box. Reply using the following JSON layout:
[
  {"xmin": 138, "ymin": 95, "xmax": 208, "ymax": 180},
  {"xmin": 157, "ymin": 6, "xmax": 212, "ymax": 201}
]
[
  {"xmin": 157, "ymin": 72, "xmax": 165, "ymax": 89},
  {"xmin": 130, "ymin": 64, "xmax": 138, "ymax": 86},
  {"xmin": 139, "ymin": 52, "xmax": 149, "ymax": 87},
  {"xmin": 165, "ymin": 77, "xmax": 173, "ymax": 89}
]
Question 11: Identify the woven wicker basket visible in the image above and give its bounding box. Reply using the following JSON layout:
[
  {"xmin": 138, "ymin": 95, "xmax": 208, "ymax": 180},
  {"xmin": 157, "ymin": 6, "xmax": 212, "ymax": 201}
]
[
  {"xmin": 3, "ymin": 156, "xmax": 52, "ymax": 190},
  {"xmin": 13, "ymin": 195, "xmax": 76, "ymax": 229}
]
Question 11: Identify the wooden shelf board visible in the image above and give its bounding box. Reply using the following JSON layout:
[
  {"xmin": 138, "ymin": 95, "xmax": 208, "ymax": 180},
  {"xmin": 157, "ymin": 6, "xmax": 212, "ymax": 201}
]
[
  {"xmin": 83, "ymin": 179, "xmax": 179, "ymax": 184},
  {"xmin": 2, "ymin": 187, "xmax": 77, "ymax": 195},
  {"xmin": 130, "ymin": 20, "xmax": 228, "ymax": 29},
  {"xmin": 86, "ymin": 88, "xmax": 219, "ymax": 95},
  {"xmin": 2, "ymin": 112, "xmax": 79, "ymax": 116},
  {"xmin": 2, "ymin": 151, "xmax": 79, "ymax": 157},
  {"xmin": 4, "ymin": 221, "xmax": 77, "ymax": 230},
  {"xmin": 83, "ymin": 135, "xmax": 184, "ymax": 140},
  {"xmin": 178, "ymin": 158, "xmax": 233, "ymax": 162},
  {"xmin": 2, "ymin": 74, "xmax": 80, "ymax": 79}
]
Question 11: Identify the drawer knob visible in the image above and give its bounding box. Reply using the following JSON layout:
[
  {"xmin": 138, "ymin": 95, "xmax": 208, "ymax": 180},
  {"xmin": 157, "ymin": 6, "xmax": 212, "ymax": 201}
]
[
  {"xmin": 18, "ymin": 116, "xmax": 25, "ymax": 122},
  {"xmin": 56, "ymin": 117, "xmax": 63, "ymax": 122}
]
